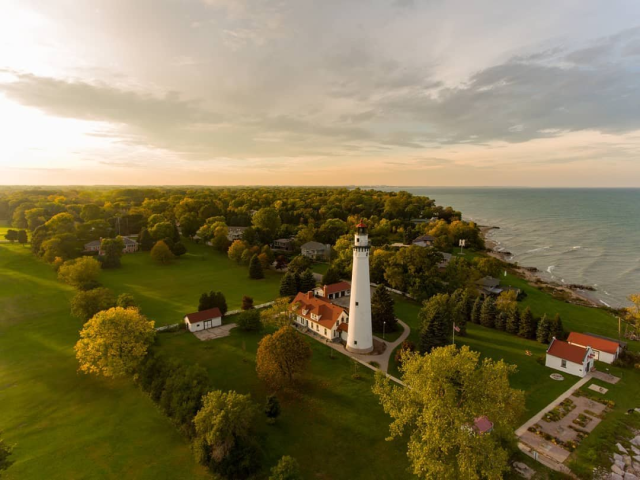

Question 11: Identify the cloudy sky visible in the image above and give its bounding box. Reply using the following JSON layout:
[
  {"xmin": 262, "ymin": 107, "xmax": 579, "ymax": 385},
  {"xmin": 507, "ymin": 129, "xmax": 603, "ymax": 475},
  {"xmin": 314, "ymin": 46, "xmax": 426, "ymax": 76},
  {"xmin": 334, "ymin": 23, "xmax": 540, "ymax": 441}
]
[{"xmin": 1, "ymin": 0, "xmax": 640, "ymax": 186}]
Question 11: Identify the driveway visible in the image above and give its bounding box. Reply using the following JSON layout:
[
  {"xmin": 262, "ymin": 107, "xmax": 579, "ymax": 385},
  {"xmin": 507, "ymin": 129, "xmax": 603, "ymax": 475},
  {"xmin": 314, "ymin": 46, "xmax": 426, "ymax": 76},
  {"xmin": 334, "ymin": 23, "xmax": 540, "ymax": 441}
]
[{"xmin": 192, "ymin": 323, "xmax": 237, "ymax": 341}]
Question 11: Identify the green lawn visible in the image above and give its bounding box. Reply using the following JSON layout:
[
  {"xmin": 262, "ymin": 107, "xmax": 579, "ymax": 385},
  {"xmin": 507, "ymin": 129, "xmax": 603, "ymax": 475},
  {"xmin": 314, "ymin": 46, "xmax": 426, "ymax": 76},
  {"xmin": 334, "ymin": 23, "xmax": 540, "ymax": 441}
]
[
  {"xmin": 0, "ymin": 242, "xmax": 210, "ymax": 480},
  {"xmin": 311, "ymin": 262, "xmax": 329, "ymax": 275},
  {"xmin": 99, "ymin": 240, "xmax": 283, "ymax": 326},
  {"xmin": 157, "ymin": 327, "xmax": 415, "ymax": 479}
]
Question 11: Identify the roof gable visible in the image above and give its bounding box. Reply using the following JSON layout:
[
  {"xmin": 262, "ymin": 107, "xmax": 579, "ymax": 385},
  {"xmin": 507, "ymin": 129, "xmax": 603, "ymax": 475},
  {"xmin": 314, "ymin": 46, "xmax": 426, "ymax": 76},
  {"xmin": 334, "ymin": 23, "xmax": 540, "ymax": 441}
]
[
  {"xmin": 547, "ymin": 338, "xmax": 588, "ymax": 364},
  {"xmin": 185, "ymin": 307, "xmax": 222, "ymax": 323},
  {"xmin": 567, "ymin": 332, "xmax": 620, "ymax": 354},
  {"xmin": 292, "ymin": 292, "xmax": 346, "ymax": 329}
]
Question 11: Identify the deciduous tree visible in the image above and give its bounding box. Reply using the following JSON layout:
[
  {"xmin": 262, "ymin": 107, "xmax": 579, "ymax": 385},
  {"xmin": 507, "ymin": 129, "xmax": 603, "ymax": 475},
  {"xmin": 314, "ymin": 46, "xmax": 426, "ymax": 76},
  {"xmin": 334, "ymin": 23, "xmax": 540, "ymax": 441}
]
[
  {"xmin": 0, "ymin": 437, "xmax": 15, "ymax": 475},
  {"xmin": 70, "ymin": 287, "xmax": 116, "ymax": 321},
  {"xmin": 150, "ymin": 240, "xmax": 174, "ymax": 264},
  {"xmin": 249, "ymin": 254, "xmax": 265, "ymax": 279},
  {"xmin": 117, "ymin": 293, "xmax": 137, "ymax": 309},
  {"xmin": 17, "ymin": 229, "xmax": 28, "ymax": 245},
  {"xmin": 75, "ymin": 307, "xmax": 155, "ymax": 378},
  {"xmin": 237, "ymin": 309, "xmax": 262, "ymax": 331},
  {"xmin": 4, "ymin": 229, "xmax": 17, "ymax": 243},
  {"xmin": 269, "ymin": 456, "xmax": 302, "ymax": 480},
  {"xmin": 256, "ymin": 326, "xmax": 311, "ymax": 389},
  {"xmin": 373, "ymin": 345, "xmax": 525, "ymax": 480},
  {"xmin": 241, "ymin": 295, "xmax": 254, "ymax": 310},
  {"xmin": 264, "ymin": 394, "xmax": 281, "ymax": 424},
  {"xmin": 101, "ymin": 236, "xmax": 125, "ymax": 268},
  {"xmin": 57, "ymin": 256, "xmax": 101, "ymax": 289},
  {"xmin": 261, "ymin": 297, "xmax": 294, "ymax": 328}
]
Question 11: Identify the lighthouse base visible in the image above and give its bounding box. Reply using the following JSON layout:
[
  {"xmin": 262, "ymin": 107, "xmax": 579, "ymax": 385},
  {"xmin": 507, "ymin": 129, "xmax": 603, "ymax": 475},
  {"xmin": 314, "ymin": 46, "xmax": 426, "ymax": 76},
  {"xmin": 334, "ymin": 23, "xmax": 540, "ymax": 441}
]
[{"xmin": 346, "ymin": 344, "xmax": 374, "ymax": 354}]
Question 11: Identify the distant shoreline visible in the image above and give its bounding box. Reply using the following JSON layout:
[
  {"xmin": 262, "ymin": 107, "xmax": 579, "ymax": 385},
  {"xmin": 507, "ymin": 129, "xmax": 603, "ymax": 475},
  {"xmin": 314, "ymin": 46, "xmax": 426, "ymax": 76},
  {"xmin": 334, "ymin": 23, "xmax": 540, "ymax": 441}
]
[{"xmin": 479, "ymin": 225, "xmax": 603, "ymax": 309}]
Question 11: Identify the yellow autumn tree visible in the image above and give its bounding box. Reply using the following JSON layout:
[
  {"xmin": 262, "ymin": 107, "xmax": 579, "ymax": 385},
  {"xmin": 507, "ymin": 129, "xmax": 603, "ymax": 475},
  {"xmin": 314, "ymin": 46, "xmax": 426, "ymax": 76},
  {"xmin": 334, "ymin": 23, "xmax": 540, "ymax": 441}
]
[
  {"xmin": 373, "ymin": 345, "xmax": 525, "ymax": 480},
  {"xmin": 625, "ymin": 294, "xmax": 640, "ymax": 337},
  {"xmin": 75, "ymin": 307, "xmax": 155, "ymax": 378},
  {"xmin": 57, "ymin": 256, "xmax": 102, "ymax": 289},
  {"xmin": 256, "ymin": 326, "xmax": 311, "ymax": 389},
  {"xmin": 260, "ymin": 297, "xmax": 294, "ymax": 329}
]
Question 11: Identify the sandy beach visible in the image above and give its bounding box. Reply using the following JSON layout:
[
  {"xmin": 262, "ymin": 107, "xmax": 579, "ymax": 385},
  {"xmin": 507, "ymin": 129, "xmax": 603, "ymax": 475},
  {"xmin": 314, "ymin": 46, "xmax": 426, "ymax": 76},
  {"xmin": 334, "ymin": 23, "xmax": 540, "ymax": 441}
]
[{"xmin": 479, "ymin": 226, "xmax": 602, "ymax": 309}]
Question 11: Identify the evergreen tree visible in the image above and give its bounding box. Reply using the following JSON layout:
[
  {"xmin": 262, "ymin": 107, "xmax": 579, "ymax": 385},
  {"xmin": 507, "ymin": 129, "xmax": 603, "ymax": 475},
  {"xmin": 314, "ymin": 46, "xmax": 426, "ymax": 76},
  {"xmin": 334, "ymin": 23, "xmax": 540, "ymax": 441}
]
[
  {"xmin": 480, "ymin": 296, "xmax": 496, "ymax": 328},
  {"xmin": 549, "ymin": 313, "xmax": 565, "ymax": 340},
  {"xmin": 470, "ymin": 297, "xmax": 483, "ymax": 324},
  {"xmin": 419, "ymin": 294, "xmax": 449, "ymax": 353},
  {"xmin": 213, "ymin": 291, "xmax": 228, "ymax": 315},
  {"xmin": 249, "ymin": 254, "xmax": 265, "ymax": 279},
  {"xmin": 536, "ymin": 314, "xmax": 551, "ymax": 343},
  {"xmin": 494, "ymin": 311, "xmax": 508, "ymax": 331},
  {"xmin": 322, "ymin": 267, "xmax": 342, "ymax": 285},
  {"xmin": 371, "ymin": 284, "xmax": 396, "ymax": 333},
  {"xmin": 171, "ymin": 241, "xmax": 187, "ymax": 257},
  {"xmin": 264, "ymin": 394, "xmax": 281, "ymax": 424},
  {"xmin": 505, "ymin": 304, "xmax": 520, "ymax": 335},
  {"xmin": 197, "ymin": 291, "xmax": 227, "ymax": 315},
  {"xmin": 518, "ymin": 307, "xmax": 536, "ymax": 339},
  {"xmin": 279, "ymin": 273, "xmax": 298, "ymax": 297},
  {"xmin": 298, "ymin": 269, "xmax": 316, "ymax": 292},
  {"xmin": 198, "ymin": 292, "xmax": 212, "ymax": 311},
  {"xmin": 451, "ymin": 289, "xmax": 469, "ymax": 336},
  {"xmin": 138, "ymin": 228, "xmax": 154, "ymax": 251},
  {"xmin": 242, "ymin": 295, "xmax": 254, "ymax": 310}
]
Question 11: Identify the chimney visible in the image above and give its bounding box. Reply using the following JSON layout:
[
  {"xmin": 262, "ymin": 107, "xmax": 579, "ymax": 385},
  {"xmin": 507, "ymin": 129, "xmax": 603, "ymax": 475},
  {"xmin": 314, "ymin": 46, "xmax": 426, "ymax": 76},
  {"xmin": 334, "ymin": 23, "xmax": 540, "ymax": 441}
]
[{"xmin": 307, "ymin": 291, "xmax": 314, "ymax": 299}]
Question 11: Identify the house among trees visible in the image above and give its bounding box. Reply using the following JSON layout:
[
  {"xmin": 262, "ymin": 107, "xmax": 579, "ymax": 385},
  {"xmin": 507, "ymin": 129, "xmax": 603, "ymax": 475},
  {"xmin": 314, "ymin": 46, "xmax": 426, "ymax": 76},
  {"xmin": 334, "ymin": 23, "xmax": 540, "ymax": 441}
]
[
  {"xmin": 291, "ymin": 291, "xmax": 349, "ymax": 342},
  {"xmin": 227, "ymin": 226, "xmax": 248, "ymax": 241},
  {"xmin": 184, "ymin": 307, "xmax": 222, "ymax": 332},
  {"xmin": 567, "ymin": 332, "xmax": 622, "ymax": 364},
  {"xmin": 411, "ymin": 234, "xmax": 435, "ymax": 247},
  {"xmin": 475, "ymin": 276, "xmax": 504, "ymax": 296},
  {"xmin": 84, "ymin": 236, "xmax": 139, "ymax": 255},
  {"xmin": 273, "ymin": 238, "xmax": 295, "ymax": 252},
  {"xmin": 438, "ymin": 252, "xmax": 452, "ymax": 270},
  {"xmin": 301, "ymin": 241, "xmax": 330, "ymax": 260},
  {"xmin": 473, "ymin": 416, "xmax": 494, "ymax": 435},
  {"xmin": 545, "ymin": 337, "xmax": 595, "ymax": 377},
  {"xmin": 314, "ymin": 281, "xmax": 351, "ymax": 301}
]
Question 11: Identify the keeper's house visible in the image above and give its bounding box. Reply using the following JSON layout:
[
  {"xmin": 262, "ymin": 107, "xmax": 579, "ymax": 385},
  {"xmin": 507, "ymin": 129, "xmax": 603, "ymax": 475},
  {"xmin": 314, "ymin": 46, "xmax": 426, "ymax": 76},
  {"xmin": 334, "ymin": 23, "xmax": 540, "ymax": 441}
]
[
  {"xmin": 291, "ymin": 291, "xmax": 349, "ymax": 342},
  {"xmin": 545, "ymin": 338, "xmax": 595, "ymax": 377},
  {"xmin": 567, "ymin": 332, "xmax": 622, "ymax": 364},
  {"xmin": 184, "ymin": 307, "xmax": 222, "ymax": 332},
  {"xmin": 314, "ymin": 281, "xmax": 351, "ymax": 300}
]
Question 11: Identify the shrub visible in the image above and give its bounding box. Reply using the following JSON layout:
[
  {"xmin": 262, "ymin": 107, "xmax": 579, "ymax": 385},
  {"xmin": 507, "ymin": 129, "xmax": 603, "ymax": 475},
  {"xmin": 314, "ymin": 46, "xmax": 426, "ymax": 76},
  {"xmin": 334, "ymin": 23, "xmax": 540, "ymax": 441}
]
[{"xmin": 237, "ymin": 309, "xmax": 262, "ymax": 332}]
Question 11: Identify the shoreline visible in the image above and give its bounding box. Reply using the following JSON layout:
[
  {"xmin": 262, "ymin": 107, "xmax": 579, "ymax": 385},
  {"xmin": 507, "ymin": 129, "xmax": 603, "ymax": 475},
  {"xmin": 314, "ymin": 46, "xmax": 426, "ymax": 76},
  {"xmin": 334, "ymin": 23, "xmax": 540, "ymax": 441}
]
[{"xmin": 479, "ymin": 226, "xmax": 603, "ymax": 309}]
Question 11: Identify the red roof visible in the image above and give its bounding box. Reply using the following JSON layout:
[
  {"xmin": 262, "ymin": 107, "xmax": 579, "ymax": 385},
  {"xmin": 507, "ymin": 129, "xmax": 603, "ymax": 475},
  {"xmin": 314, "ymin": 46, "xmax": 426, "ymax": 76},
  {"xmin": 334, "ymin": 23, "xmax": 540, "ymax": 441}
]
[
  {"xmin": 474, "ymin": 416, "xmax": 493, "ymax": 434},
  {"xmin": 291, "ymin": 291, "xmax": 347, "ymax": 329},
  {"xmin": 567, "ymin": 332, "xmax": 620, "ymax": 354},
  {"xmin": 184, "ymin": 307, "xmax": 222, "ymax": 323},
  {"xmin": 547, "ymin": 338, "xmax": 588, "ymax": 364},
  {"xmin": 337, "ymin": 323, "xmax": 349, "ymax": 332},
  {"xmin": 356, "ymin": 221, "xmax": 367, "ymax": 228},
  {"xmin": 323, "ymin": 281, "xmax": 351, "ymax": 295}
]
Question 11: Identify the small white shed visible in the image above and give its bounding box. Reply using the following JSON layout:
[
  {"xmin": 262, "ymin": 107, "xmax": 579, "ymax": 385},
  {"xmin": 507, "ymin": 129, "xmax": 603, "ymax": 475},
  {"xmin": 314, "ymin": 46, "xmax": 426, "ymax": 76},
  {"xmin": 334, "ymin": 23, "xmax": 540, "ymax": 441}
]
[
  {"xmin": 184, "ymin": 307, "xmax": 222, "ymax": 332},
  {"xmin": 545, "ymin": 338, "xmax": 594, "ymax": 378}
]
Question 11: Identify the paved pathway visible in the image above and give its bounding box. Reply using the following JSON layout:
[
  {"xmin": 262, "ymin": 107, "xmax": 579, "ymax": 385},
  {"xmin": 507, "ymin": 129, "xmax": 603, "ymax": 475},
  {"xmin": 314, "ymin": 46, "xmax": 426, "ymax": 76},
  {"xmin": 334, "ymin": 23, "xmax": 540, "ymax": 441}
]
[{"xmin": 192, "ymin": 323, "xmax": 237, "ymax": 341}]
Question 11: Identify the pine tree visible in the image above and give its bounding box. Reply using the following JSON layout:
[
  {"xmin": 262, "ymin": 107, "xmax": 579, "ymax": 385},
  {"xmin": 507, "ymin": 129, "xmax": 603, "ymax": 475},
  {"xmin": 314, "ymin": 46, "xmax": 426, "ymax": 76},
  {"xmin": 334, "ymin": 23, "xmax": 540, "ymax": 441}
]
[
  {"xmin": 298, "ymin": 269, "xmax": 316, "ymax": 292},
  {"xmin": 372, "ymin": 284, "xmax": 396, "ymax": 333},
  {"xmin": 322, "ymin": 267, "xmax": 342, "ymax": 285},
  {"xmin": 505, "ymin": 304, "xmax": 520, "ymax": 335},
  {"xmin": 198, "ymin": 292, "xmax": 212, "ymax": 311},
  {"xmin": 536, "ymin": 314, "xmax": 551, "ymax": 343},
  {"xmin": 264, "ymin": 394, "xmax": 281, "ymax": 424},
  {"xmin": 242, "ymin": 296, "xmax": 254, "ymax": 310},
  {"xmin": 480, "ymin": 296, "xmax": 496, "ymax": 328},
  {"xmin": 549, "ymin": 313, "xmax": 565, "ymax": 340},
  {"xmin": 249, "ymin": 254, "xmax": 265, "ymax": 279},
  {"xmin": 518, "ymin": 307, "xmax": 536, "ymax": 339},
  {"xmin": 494, "ymin": 311, "xmax": 508, "ymax": 331},
  {"xmin": 450, "ymin": 289, "xmax": 469, "ymax": 336},
  {"xmin": 279, "ymin": 273, "xmax": 298, "ymax": 297},
  {"xmin": 419, "ymin": 295, "xmax": 449, "ymax": 353},
  {"xmin": 470, "ymin": 297, "xmax": 483, "ymax": 324},
  {"xmin": 213, "ymin": 291, "xmax": 228, "ymax": 316}
]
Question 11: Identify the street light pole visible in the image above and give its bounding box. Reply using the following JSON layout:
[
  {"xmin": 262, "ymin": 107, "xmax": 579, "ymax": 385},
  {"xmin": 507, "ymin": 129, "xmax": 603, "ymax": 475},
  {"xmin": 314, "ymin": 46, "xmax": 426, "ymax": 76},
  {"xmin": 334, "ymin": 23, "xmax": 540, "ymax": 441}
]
[{"xmin": 383, "ymin": 321, "xmax": 386, "ymax": 341}]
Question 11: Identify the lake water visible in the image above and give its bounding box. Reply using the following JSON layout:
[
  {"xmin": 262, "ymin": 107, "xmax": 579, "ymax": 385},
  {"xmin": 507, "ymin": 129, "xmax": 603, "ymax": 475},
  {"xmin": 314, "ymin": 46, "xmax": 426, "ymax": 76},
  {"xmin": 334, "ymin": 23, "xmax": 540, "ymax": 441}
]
[{"xmin": 383, "ymin": 187, "xmax": 640, "ymax": 308}]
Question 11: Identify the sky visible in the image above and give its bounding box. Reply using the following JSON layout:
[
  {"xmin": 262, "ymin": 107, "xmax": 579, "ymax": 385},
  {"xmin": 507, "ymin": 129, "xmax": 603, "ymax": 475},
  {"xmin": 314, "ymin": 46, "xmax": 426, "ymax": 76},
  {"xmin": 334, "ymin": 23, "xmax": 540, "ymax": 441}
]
[{"xmin": 1, "ymin": 0, "xmax": 640, "ymax": 187}]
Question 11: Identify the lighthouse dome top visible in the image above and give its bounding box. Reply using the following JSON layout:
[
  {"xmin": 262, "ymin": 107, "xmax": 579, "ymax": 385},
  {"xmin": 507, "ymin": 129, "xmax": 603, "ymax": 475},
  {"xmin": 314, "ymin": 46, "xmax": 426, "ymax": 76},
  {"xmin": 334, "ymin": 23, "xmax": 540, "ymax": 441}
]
[{"xmin": 356, "ymin": 221, "xmax": 367, "ymax": 228}]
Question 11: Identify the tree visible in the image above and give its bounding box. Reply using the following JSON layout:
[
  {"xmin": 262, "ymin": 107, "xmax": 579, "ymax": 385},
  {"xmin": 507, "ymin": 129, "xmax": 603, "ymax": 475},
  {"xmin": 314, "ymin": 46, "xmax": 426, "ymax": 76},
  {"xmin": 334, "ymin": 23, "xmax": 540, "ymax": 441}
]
[
  {"xmin": 261, "ymin": 297, "xmax": 293, "ymax": 328},
  {"xmin": 419, "ymin": 294, "xmax": 449, "ymax": 354},
  {"xmin": 258, "ymin": 252, "xmax": 270, "ymax": 270},
  {"xmin": 279, "ymin": 272, "xmax": 298, "ymax": 297},
  {"xmin": 58, "ymin": 256, "xmax": 101, "ymax": 289},
  {"xmin": 179, "ymin": 212, "xmax": 200, "ymax": 237},
  {"xmin": 505, "ymin": 304, "xmax": 520, "ymax": 335},
  {"xmin": 149, "ymin": 221, "xmax": 174, "ymax": 241},
  {"xmin": 4, "ymin": 229, "xmax": 17, "ymax": 243},
  {"xmin": 240, "ymin": 249, "xmax": 253, "ymax": 265},
  {"xmin": 264, "ymin": 394, "xmax": 281, "ymax": 424},
  {"xmin": 0, "ymin": 436, "xmax": 15, "ymax": 476},
  {"xmin": 256, "ymin": 326, "xmax": 312, "ymax": 389},
  {"xmin": 287, "ymin": 255, "xmax": 313, "ymax": 276},
  {"xmin": 322, "ymin": 267, "xmax": 341, "ymax": 285},
  {"xmin": 117, "ymin": 293, "xmax": 137, "ymax": 309},
  {"xmin": 479, "ymin": 296, "xmax": 496, "ymax": 329},
  {"xmin": 373, "ymin": 345, "xmax": 525, "ymax": 480},
  {"xmin": 41, "ymin": 233, "xmax": 80, "ymax": 263},
  {"xmin": 241, "ymin": 295, "xmax": 254, "ymax": 310},
  {"xmin": 193, "ymin": 390, "xmax": 258, "ymax": 474},
  {"xmin": 518, "ymin": 307, "xmax": 536, "ymax": 339},
  {"xmin": 450, "ymin": 289, "xmax": 469, "ymax": 336},
  {"xmin": 394, "ymin": 340, "xmax": 416, "ymax": 368},
  {"xmin": 549, "ymin": 313, "xmax": 565, "ymax": 340},
  {"xmin": 101, "ymin": 236, "xmax": 125, "ymax": 268},
  {"xmin": 17, "ymin": 229, "xmax": 28, "ymax": 245},
  {"xmin": 298, "ymin": 269, "xmax": 316, "ymax": 292},
  {"xmin": 75, "ymin": 307, "xmax": 155, "ymax": 378},
  {"xmin": 249, "ymin": 254, "xmax": 265, "ymax": 279},
  {"xmin": 496, "ymin": 290, "xmax": 518, "ymax": 313},
  {"xmin": 269, "ymin": 456, "xmax": 302, "ymax": 480},
  {"xmin": 625, "ymin": 293, "xmax": 640, "ymax": 337},
  {"xmin": 536, "ymin": 314, "xmax": 551, "ymax": 343},
  {"xmin": 371, "ymin": 284, "xmax": 396, "ymax": 334},
  {"xmin": 473, "ymin": 257, "xmax": 503, "ymax": 278},
  {"xmin": 150, "ymin": 240, "xmax": 175, "ymax": 264},
  {"xmin": 470, "ymin": 297, "xmax": 482, "ymax": 325},
  {"xmin": 70, "ymin": 287, "xmax": 116, "ymax": 321},
  {"xmin": 494, "ymin": 311, "xmax": 508, "ymax": 331},
  {"xmin": 138, "ymin": 228, "xmax": 154, "ymax": 251},
  {"xmin": 171, "ymin": 241, "xmax": 187, "ymax": 257},
  {"xmin": 237, "ymin": 309, "xmax": 262, "ymax": 331},
  {"xmin": 228, "ymin": 240, "xmax": 248, "ymax": 263},
  {"xmin": 198, "ymin": 291, "xmax": 227, "ymax": 315},
  {"xmin": 211, "ymin": 232, "xmax": 230, "ymax": 252},
  {"xmin": 252, "ymin": 207, "xmax": 281, "ymax": 239}
]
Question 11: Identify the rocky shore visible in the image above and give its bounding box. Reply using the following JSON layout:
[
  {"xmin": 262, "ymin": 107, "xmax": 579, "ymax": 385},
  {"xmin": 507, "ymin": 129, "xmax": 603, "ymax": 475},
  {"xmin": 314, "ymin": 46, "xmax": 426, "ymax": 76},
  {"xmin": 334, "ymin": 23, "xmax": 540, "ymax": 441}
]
[{"xmin": 479, "ymin": 226, "xmax": 602, "ymax": 308}]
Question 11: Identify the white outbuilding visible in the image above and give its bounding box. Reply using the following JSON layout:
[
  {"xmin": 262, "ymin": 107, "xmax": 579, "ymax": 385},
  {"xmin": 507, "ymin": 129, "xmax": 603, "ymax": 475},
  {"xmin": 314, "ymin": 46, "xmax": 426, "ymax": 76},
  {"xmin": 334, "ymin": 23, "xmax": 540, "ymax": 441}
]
[
  {"xmin": 545, "ymin": 338, "xmax": 595, "ymax": 378},
  {"xmin": 566, "ymin": 332, "xmax": 622, "ymax": 364},
  {"xmin": 184, "ymin": 307, "xmax": 222, "ymax": 332}
]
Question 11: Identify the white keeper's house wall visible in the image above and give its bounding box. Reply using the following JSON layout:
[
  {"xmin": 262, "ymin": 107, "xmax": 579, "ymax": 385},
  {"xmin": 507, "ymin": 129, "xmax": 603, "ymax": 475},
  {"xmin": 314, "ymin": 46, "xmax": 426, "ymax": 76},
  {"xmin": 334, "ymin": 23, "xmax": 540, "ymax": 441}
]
[{"xmin": 545, "ymin": 354, "xmax": 588, "ymax": 377}]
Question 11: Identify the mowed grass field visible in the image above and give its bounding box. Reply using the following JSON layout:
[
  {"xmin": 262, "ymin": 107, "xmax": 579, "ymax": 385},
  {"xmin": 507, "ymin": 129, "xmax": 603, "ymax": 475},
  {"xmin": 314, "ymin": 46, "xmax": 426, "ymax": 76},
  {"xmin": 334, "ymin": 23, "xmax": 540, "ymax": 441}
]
[
  {"xmin": 99, "ymin": 239, "xmax": 283, "ymax": 326},
  {"xmin": 0, "ymin": 241, "xmax": 211, "ymax": 479},
  {"xmin": 157, "ymin": 327, "xmax": 415, "ymax": 480}
]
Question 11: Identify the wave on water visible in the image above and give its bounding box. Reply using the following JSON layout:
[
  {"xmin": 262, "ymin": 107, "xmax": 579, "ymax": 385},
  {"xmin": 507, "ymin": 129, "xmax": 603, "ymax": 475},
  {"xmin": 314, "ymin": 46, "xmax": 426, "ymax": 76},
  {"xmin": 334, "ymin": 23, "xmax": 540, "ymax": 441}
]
[
  {"xmin": 599, "ymin": 300, "xmax": 611, "ymax": 307},
  {"xmin": 546, "ymin": 265, "xmax": 556, "ymax": 274},
  {"xmin": 526, "ymin": 246, "xmax": 552, "ymax": 254}
]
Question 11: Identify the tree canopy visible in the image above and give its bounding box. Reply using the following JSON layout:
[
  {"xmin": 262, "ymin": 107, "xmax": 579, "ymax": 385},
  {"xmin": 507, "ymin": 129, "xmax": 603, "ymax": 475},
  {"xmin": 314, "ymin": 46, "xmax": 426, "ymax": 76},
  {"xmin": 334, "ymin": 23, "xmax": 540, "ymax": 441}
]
[{"xmin": 256, "ymin": 326, "xmax": 312, "ymax": 389}]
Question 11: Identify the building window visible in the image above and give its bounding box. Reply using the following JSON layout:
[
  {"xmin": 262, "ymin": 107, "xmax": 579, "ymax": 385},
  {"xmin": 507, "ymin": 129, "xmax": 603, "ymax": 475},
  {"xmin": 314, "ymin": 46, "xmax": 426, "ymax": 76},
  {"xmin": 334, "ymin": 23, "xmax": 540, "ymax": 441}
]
[
  {"xmin": 561, "ymin": 359, "xmax": 567, "ymax": 368},
  {"xmin": 355, "ymin": 302, "xmax": 359, "ymax": 306},
  {"xmin": 324, "ymin": 328, "xmax": 327, "ymax": 335}
]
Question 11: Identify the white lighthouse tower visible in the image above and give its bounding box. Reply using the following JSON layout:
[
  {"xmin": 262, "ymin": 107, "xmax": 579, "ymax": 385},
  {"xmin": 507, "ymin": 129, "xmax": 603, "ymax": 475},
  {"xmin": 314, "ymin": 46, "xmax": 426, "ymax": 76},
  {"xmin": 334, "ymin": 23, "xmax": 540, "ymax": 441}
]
[{"xmin": 346, "ymin": 221, "xmax": 373, "ymax": 354}]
